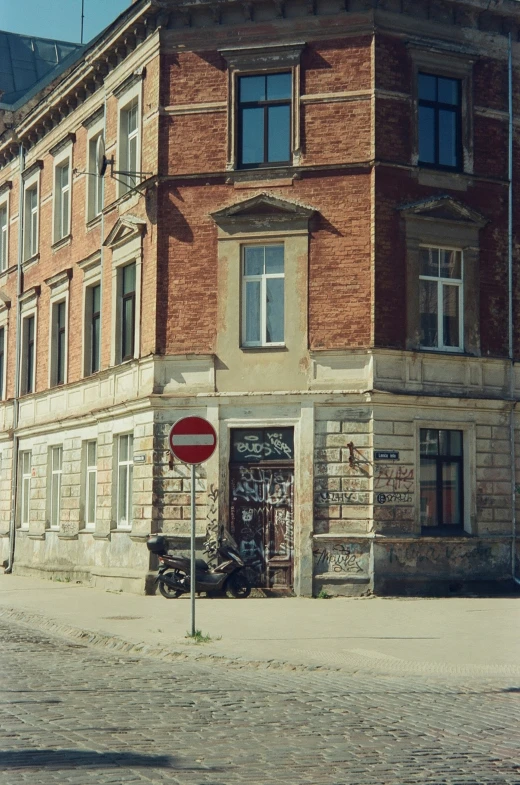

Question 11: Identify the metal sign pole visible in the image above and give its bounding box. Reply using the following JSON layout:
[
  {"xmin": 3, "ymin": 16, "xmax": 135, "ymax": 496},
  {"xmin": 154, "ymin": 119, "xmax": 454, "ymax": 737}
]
[{"xmin": 190, "ymin": 463, "xmax": 196, "ymax": 637}]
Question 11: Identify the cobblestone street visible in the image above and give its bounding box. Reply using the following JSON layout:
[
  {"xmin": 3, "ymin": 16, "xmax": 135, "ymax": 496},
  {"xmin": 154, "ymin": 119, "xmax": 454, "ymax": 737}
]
[{"xmin": 0, "ymin": 617, "xmax": 519, "ymax": 785}]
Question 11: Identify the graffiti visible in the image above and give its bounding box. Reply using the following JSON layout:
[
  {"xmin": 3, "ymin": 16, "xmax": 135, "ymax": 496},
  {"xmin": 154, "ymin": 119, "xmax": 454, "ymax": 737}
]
[
  {"xmin": 232, "ymin": 466, "xmax": 293, "ymax": 506},
  {"xmin": 313, "ymin": 542, "xmax": 365, "ymax": 574},
  {"xmin": 203, "ymin": 484, "xmax": 222, "ymax": 564},
  {"xmin": 315, "ymin": 490, "xmax": 369, "ymax": 506},
  {"xmin": 376, "ymin": 492, "xmax": 413, "ymax": 504},
  {"xmin": 234, "ymin": 431, "xmax": 293, "ymax": 461},
  {"xmin": 374, "ymin": 464, "xmax": 414, "ymax": 492},
  {"xmin": 60, "ymin": 521, "xmax": 76, "ymax": 535},
  {"xmin": 274, "ymin": 507, "xmax": 294, "ymax": 558}
]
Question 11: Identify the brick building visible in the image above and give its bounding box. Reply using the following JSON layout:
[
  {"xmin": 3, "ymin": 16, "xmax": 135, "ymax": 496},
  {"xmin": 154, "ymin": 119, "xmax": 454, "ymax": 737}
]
[{"xmin": 0, "ymin": 0, "xmax": 519, "ymax": 595}]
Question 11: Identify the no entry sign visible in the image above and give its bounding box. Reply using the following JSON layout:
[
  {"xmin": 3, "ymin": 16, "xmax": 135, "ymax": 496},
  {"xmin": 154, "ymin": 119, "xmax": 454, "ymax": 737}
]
[{"xmin": 169, "ymin": 416, "xmax": 217, "ymax": 465}]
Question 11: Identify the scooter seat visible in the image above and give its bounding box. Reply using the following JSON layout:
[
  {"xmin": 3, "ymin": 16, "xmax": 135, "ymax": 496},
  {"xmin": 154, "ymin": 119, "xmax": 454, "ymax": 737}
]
[{"xmin": 196, "ymin": 558, "xmax": 209, "ymax": 572}]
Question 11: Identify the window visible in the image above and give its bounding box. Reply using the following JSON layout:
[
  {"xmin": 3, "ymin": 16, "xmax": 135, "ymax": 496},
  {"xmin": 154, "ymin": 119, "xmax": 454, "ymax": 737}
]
[
  {"xmin": 0, "ymin": 203, "xmax": 7, "ymax": 272},
  {"xmin": 21, "ymin": 314, "xmax": 35, "ymax": 394},
  {"xmin": 19, "ymin": 451, "xmax": 31, "ymax": 529},
  {"xmin": 419, "ymin": 247, "xmax": 463, "ymax": 351},
  {"xmin": 420, "ymin": 429, "xmax": 463, "ymax": 530},
  {"xmin": 50, "ymin": 445, "xmax": 62, "ymax": 529},
  {"xmin": 85, "ymin": 441, "xmax": 97, "ymax": 529},
  {"xmin": 50, "ymin": 301, "xmax": 66, "ymax": 386},
  {"xmin": 54, "ymin": 162, "xmax": 70, "ymax": 241},
  {"xmin": 86, "ymin": 284, "xmax": 101, "ymax": 374},
  {"xmin": 242, "ymin": 245, "xmax": 284, "ymax": 346},
  {"xmin": 418, "ymin": 73, "xmax": 461, "ymax": 170},
  {"xmin": 117, "ymin": 434, "xmax": 133, "ymax": 529},
  {"xmin": 120, "ymin": 263, "xmax": 136, "ymax": 361},
  {"xmin": 238, "ymin": 73, "xmax": 292, "ymax": 168},
  {"xmin": 0, "ymin": 326, "xmax": 5, "ymax": 399},
  {"xmin": 24, "ymin": 185, "xmax": 38, "ymax": 260},
  {"xmin": 87, "ymin": 134, "xmax": 104, "ymax": 221},
  {"xmin": 120, "ymin": 98, "xmax": 139, "ymax": 192}
]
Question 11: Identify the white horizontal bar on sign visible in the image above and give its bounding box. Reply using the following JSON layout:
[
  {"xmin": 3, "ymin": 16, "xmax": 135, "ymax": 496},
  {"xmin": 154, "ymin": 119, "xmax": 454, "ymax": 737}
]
[{"xmin": 171, "ymin": 434, "xmax": 215, "ymax": 445}]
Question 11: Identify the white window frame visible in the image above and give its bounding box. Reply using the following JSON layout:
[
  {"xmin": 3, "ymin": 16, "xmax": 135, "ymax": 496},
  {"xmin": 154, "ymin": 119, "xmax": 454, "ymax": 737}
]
[
  {"xmin": 49, "ymin": 445, "xmax": 63, "ymax": 530},
  {"xmin": 0, "ymin": 193, "xmax": 8, "ymax": 273},
  {"xmin": 242, "ymin": 243, "xmax": 285, "ymax": 348},
  {"xmin": 19, "ymin": 450, "xmax": 31, "ymax": 530},
  {"xmin": 23, "ymin": 172, "xmax": 39, "ymax": 261},
  {"xmin": 419, "ymin": 245, "xmax": 464, "ymax": 353},
  {"xmin": 117, "ymin": 82, "xmax": 142, "ymax": 197},
  {"xmin": 110, "ymin": 240, "xmax": 142, "ymax": 367},
  {"xmin": 84, "ymin": 440, "xmax": 97, "ymax": 530},
  {"xmin": 87, "ymin": 117, "xmax": 105, "ymax": 223},
  {"xmin": 0, "ymin": 306, "xmax": 8, "ymax": 401},
  {"xmin": 116, "ymin": 433, "xmax": 133, "ymax": 530},
  {"xmin": 19, "ymin": 289, "xmax": 38, "ymax": 396}
]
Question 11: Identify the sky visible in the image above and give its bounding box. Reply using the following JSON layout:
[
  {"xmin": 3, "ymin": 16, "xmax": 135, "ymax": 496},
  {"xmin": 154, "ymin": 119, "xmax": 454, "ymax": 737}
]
[{"xmin": 0, "ymin": 0, "xmax": 130, "ymax": 44}]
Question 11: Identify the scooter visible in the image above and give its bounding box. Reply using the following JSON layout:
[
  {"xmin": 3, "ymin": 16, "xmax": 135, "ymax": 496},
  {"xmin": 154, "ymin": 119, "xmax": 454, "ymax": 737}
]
[{"xmin": 147, "ymin": 531, "xmax": 251, "ymax": 599}]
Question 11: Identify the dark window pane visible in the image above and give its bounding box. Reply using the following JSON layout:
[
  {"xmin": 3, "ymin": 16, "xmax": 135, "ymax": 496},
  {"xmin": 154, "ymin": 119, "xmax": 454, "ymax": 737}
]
[
  {"xmin": 244, "ymin": 246, "xmax": 264, "ymax": 276},
  {"xmin": 92, "ymin": 283, "xmax": 100, "ymax": 313},
  {"xmin": 439, "ymin": 250, "xmax": 462, "ymax": 279},
  {"xmin": 418, "ymin": 105, "xmax": 435, "ymax": 163},
  {"xmin": 438, "ymin": 77, "xmax": 459, "ymax": 106},
  {"xmin": 448, "ymin": 430, "xmax": 463, "ymax": 457},
  {"xmin": 240, "ymin": 107, "xmax": 264, "ymax": 165},
  {"xmin": 418, "ymin": 73, "xmax": 437, "ymax": 100},
  {"xmin": 420, "ymin": 279, "xmax": 438, "ymax": 347},
  {"xmin": 122, "ymin": 263, "xmax": 136, "ymax": 295},
  {"xmin": 0, "ymin": 327, "xmax": 4, "ymax": 398},
  {"xmin": 442, "ymin": 284, "xmax": 460, "ymax": 347},
  {"xmin": 245, "ymin": 280, "xmax": 261, "ymax": 344},
  {"xmin": 266, "ymin": 72, "xmax": 291, "ymax": 100},
  {"xmin": 439, "ymin": 109, "xmax": 458, "ymax": 167},
  {"xmin": 420, "ymin": 429, "xmax": 439, "ymax": 456},
  {"xmin": 267, "ymin": 105, "xmax": 290, "ymax": 162},
  {"xmin": 442, "ymin": 461, "xmax": 462, "ymax": 525},
  {"xmin": 239, "ymin": 75, "xmax": 265, "ymax": 103},
  {"xmin": 420, "ymin": 458, "xmax": 437, "ymax": 526},
  {"xmin": 122, "ymin": 296, "xmax": 135, "ymax": 359},
  {"xmin": 265, "ymin": 245, "xmax": 284, "ymax": 274},
  {"xmin": 91, "ymin": 314, "xmax": 100, "ymax": 373},
  {"xmin": 266, "ymin": 277, "xmax": 284, "ymax": 343},
  {"xmin": 420, "ymin": 247, "xmax": 439, "ymax": 277}
]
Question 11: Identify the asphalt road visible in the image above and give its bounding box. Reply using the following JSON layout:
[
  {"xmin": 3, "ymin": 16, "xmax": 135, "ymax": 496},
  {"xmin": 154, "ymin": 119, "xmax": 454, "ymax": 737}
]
[{"xmin": 0, "ymin": 616, "xmax": 519, "ymax": 785}]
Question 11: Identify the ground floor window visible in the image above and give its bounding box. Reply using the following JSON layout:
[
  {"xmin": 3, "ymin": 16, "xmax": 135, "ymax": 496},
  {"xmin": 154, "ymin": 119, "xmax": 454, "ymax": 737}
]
[
  {"xmin": 420, "ymin": 428, "xmax": 463, "ymax": 531},
  {"xmin": 117, "ymin": 434, "xmax": 133, "ymax": 529},
  {"xmin": 49, "ymin": 446, "xmax": 62, "ymax": 529}
]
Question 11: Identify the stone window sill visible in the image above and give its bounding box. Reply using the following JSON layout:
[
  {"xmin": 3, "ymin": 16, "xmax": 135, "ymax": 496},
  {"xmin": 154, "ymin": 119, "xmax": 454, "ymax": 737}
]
[
  {"xmin": 22, "ymin": 253, "xmax": 40, "ymax": 270},
  {"xmin": 51, "ymin": 234, "xmax": 72, "ymax": 252}
]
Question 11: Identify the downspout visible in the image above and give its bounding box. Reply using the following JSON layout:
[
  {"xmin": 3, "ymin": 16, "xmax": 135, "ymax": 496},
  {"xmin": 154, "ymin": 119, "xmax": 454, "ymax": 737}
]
[
  {"xmin": 5, "ymin": 143, "xmax": 25, "ymax": 573},
  {"xmin": 507, "ymin": 34, "xmax": 520, "ymax": 586}
]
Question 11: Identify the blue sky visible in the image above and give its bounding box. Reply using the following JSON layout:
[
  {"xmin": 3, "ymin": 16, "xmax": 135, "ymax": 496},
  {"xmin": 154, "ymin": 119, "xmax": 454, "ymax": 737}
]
[{"xmin": 1, "ymin": 0, "xmax": 130, "ymax": 44}]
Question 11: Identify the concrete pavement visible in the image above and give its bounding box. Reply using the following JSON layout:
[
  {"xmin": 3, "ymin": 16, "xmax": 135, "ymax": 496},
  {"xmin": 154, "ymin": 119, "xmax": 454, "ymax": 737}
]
[{"xmin": 0, "ymin": 573, "xmax": 519, "ymax": 679}]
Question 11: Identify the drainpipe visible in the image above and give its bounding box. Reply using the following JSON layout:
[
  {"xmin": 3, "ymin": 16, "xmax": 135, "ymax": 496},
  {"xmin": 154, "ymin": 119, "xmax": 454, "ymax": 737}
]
[
  {"xmin": 507, "ymin": 35, "xmax": 520, "ymax": 587},
  {"xmin": 5, "ymin": 143, "xmax": 25, "ymax": 573}
]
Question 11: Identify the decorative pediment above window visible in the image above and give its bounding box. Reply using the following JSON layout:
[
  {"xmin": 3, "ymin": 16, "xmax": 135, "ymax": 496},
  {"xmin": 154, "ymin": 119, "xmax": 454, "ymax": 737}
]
[
  {"xmin": 0, "ymin": 289, "xmax": 11, "ymax": 310},
  {"xmin": 103, "ymin": 214, "xmax": 147, "ymax": 249},
  {"xmin": 399, "ymin": 195, "xmax": 487, "ymax": 228},
  {"xmin": 210, "ymin": 192, "xmax": 315, "ymax": 234}
]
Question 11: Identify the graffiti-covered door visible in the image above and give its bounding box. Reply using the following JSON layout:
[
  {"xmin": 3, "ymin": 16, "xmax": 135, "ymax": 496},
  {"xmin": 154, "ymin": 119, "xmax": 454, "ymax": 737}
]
[{"xmin": 229, "ymin": 428, "xmax": 294, "ymax": 591}]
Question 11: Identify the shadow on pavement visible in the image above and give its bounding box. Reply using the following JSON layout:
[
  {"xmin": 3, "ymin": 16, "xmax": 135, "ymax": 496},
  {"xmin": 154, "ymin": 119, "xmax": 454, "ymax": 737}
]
[{"xmin": 0, "ymin": 749, "xmax": 212, "ymax": 770}]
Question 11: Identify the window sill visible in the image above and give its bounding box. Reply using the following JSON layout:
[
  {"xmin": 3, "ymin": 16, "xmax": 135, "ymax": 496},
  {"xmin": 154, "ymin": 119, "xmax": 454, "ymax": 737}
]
[
  {"xmin": 418, "ymin": 347, "xmax": 465, "ymax": 355},
  {"xmin": 241, "ymin": 345, "xmax": 287, "ymax": 353},
  {"xmin": 22, "ymin": 253, "xmax": 40, "ymax": 270},
  {"xmin": 229, "ymin": 165, "xmax": 297, "ymax": 185},
  {"xmin": 51, "ymin": 234, "xmax": 72, "ymax": 252},
  {"xmin": 86, "ymin": 214, "xmax": 102, "ymax": 231},
  {"xmin": 421, "ymin": 527, "xmax": 470, "ymax": 537},
  {"xmin": 115, "ymin": 526, "xmax": 133, "ymax": 533},
  {"xmin": 78, "ymin": 527, "xmax": 96, "ymax": 534}
]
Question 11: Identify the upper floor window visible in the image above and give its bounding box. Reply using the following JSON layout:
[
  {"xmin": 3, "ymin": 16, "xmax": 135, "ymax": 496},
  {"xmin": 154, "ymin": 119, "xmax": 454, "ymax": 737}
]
[
  {"xmin": 21, "ymin": 314, "xmax": 35, "ymax": 395},
  {"xmin": 86, "ymin": 283, "xmax": 101, "ymax": 375},
  {"xmin": 419, "ymin": 247, "xmax": 463, "ymax": 352},
  {"xmin": 418, "ymin": 73, "xmax": 461, "ymax": 170},
  {"xmin": 119, "ymin": 98, "xmax": 139, "ymax": 193},
  {"xmin": 0, "ymin": 203, "xmax": 7, "ymax": 272},
  {"xmin": 24, "ymin": 185, "xmax": 38, "ymax": 260},
  {"xmin": 54, "ymin": 161, "xmax": 70, "ymax": 242},
  {"xmin": 120, "ymin": 263, "xmax": 136, "ymax": 362},
  {"xmin": 238, "ymin": 73, "xmax": 292, "ymax": 169},
  {"xmin": 420, "ymin": 429, "xmax": 463, "ymax": 531},
  {"xmin": 87, "ymin": 133, "xmax": 104, "ymax": 222},
  {"xmin": 0, "ymin": 326, "xmax": 5, "ymax": 400},
  {"xmin": 242, "ymin": 244, "xmax": 284, "ymax": 347},
  {"xmin": 51, "ymin": 300, "xmax": 67, "ymax": 386}
]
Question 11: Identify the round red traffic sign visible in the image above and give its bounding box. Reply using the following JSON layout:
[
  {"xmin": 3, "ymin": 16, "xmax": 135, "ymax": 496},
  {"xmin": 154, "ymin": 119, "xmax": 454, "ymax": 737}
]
[{"xmin": 169, "ymin": 416, "xmax": 217, "ymax": 465}]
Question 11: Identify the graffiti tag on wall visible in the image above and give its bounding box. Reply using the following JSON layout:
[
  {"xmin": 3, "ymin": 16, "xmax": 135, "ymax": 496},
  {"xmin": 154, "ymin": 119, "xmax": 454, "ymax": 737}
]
[
  {"xmin": 315, "ymin": 490, "xmax": 369, "ymax": 506},
  {"xmin": 374, "ymin": 465, "xmax": 414, "ymax": 492},
  {"xmin": 313, "ymin": 542, "xmax": 367, "ymax": 574},
  {"xmin": 232, "ymin": 465, "xmax": 293, "ymax": 506},
  {"xmin": 376, "ymin": 492, "xmax": 412, "ymax": 504}
]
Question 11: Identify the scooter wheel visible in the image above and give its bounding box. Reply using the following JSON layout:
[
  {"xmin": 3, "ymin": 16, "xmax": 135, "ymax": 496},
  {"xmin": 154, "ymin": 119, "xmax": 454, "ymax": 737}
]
[
  {"xmin": 225, "ymin": 572, "xmax": 251, "ymax": 599},
  {"xmin": 158, "ymin": 579, "xmax": 183, "ymax": 599}
]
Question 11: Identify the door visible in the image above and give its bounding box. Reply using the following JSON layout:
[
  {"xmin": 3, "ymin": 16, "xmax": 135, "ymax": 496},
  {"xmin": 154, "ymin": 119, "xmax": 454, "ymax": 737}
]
[{"xmin": 229, "ymin": 428, "xmax": 295, "ymax": 591}]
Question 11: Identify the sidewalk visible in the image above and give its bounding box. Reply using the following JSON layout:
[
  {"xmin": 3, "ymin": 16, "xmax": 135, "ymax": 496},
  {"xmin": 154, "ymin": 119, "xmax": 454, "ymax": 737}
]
[{"xmin": 1, "ymin": 573, "xmax": 519, "ymax": 679}]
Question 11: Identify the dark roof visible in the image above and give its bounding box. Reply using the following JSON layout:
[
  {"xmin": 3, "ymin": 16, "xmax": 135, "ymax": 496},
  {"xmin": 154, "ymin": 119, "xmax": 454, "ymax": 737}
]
[{"xmin": 0, "ymin": 30, "xmax": 82, "ymax": 107}]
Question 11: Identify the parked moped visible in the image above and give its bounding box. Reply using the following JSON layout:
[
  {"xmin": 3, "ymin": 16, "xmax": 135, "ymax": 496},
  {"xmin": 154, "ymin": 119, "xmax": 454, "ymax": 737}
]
[{"xmin": 147, "ymin": 531, "xmax": 251, "ymax": 599}]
